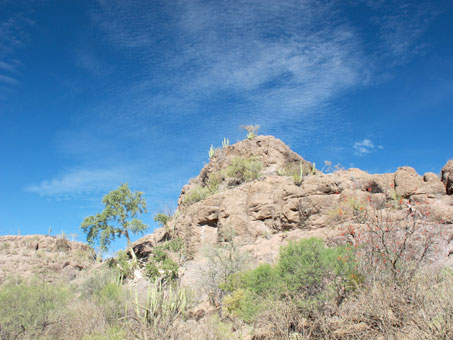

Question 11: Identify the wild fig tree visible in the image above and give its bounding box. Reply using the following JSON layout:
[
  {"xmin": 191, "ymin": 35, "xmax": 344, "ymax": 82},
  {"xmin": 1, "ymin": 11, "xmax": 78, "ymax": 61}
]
[{"xmin": 80, "ymin": 183, "xmax": 148, "ymax": 261}]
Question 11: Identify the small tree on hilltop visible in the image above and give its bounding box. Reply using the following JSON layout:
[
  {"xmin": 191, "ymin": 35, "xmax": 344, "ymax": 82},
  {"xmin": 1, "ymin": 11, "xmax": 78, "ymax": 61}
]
[
  {"xmin": 240, "ymin": 124, "xmax": 260, "ymax": 140},
  {"xmin": 81, "ymin": 183, "xmax": 148, "ymax": 261}
]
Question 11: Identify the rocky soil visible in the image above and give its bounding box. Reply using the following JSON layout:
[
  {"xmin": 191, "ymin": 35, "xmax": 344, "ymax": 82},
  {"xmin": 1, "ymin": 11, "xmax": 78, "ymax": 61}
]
[{"xmin": 0, "ymin": 235, "xmax": 95, "ymax": 283}]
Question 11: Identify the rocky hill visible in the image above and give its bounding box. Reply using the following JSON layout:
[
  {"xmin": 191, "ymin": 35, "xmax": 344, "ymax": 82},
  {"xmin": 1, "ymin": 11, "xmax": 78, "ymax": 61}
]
[
  {"xmin": 0, "ymin": 235, "xmax": 95, "ymax": 283},
  {"xmin": 133, "ymin": 136, "xmax": 453, "ymax": 290},
  {"xmin": 1, "ymin": 135, "xmax": 453, "ymax": 340}
]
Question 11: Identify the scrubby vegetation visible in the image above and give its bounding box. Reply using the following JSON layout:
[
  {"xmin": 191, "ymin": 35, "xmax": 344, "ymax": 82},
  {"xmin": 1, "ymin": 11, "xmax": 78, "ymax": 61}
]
[
  {"xmin": 221, "ymin": 238, "xmax": 358, "ymax": 322},
  {"xmin": 278, "ymin": 161, "xmax": 313, "ymax": 184},
  {"xmin": 224, "ymin": 156, "xmax": 262, "ymax": 184},
  {"xmin": 0, "ymin": 265, "xmax": 188, "ymax": 340},
  {"xmin": 182, "ymin": 156, "xmax": 262, "ymax": 205}
]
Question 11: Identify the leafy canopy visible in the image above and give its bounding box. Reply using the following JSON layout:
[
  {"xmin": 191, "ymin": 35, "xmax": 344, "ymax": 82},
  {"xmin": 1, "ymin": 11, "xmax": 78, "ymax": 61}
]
[{"xmin": 81, "ymin": 183, "xmax": 148, "ymax": 255}]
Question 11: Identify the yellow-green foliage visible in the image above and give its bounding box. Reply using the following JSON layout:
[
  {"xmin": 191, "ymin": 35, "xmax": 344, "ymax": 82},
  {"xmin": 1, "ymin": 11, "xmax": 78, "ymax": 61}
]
[
  {"xmin": 206, "ymin": 171, "xmax": 222, "ymax": 192},
  {"xmin": 224, "ymin": 157, "xmax": 262, "ymax": 183},
  {"xmin": 82, "ymin": 327, "xmax": 126, "ymax": 340},
  {"xmin": 182, "ymin": 185, "xmax": 212, "ymax": 204},
  {"xmin": 183, "ymin": 172, "xmax": 222, "ymax": 205},
  {"xmin": 278, "ymin": 161, "xmax": 310, "ymax": 184},
  {"xmin": 114, "ymin": 250, "xmax": 137, "ymax": 279},
  {"xmin": 0, "ymin": 280, "xmax": 71, "ymax": 340},
  {"xmin": 221, "ymin": 238, "xmax": 358, "ymax": 322},
  {"xmin": 145, "ymin": 242, "xmax": 181, "ymax": 282},
  {"xmin": 132, "ymin": 281, "xmax": 188, "ymax": 335},
  {"xmin": 240, "ymin": 124, "xmax": 260, "ymax": 140}
]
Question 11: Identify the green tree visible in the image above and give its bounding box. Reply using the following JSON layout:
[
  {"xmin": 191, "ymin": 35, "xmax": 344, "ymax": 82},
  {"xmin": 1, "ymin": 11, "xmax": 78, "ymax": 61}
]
[{"xmin": 81, "ymin": 183, "xmax": 148, "ymax": 261}]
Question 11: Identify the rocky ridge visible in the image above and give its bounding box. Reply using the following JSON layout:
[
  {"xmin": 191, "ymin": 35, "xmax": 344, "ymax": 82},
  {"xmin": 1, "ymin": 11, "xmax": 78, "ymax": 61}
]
[{"xmin": 0, "ymin": 235, "xmax": 95, "ymax": 283}]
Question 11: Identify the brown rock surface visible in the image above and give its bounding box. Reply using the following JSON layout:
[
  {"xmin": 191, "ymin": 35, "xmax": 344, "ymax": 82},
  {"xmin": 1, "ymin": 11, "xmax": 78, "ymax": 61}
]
[
  {"xmin": 0, "ymin": 235, "xmax": 95, "ymax": 283},
  {"xmin": 441, "ymin": 159, "xmax": 453, "ymax": 195}
]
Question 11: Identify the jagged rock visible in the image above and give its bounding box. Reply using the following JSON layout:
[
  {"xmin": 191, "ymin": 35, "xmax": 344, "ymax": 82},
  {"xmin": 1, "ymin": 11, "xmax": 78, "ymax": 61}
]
[
  {"xmin": 441, "ymin": 160, "xmax": 453, "ymax": 195},
  {"xmin": 131, "ymin": 227, "xmax": 169, "ymax": 260}
]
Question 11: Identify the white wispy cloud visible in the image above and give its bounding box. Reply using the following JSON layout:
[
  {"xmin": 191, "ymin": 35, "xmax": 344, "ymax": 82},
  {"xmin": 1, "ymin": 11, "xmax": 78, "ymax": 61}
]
[
  {"xmin": 367, "ymin": 0, "xmax": 440, "ymax": 65},
  {"xmin": 0, "ymin": 9, "xmax": 33, "ymax": 93},
  {"xmin": 353, "ymin": 138, "xmax": 383, "ymax": 156},
  {"xmin": 89, "ymin": 0, "xmax": 367, "ymax": 127},
  {"xmin": 26, "ymin": 168, "xmax": 130, "ymax": 198},
  {"xmin": 86, "ymin": 0, "xmax": 441, "ymax": 142}
]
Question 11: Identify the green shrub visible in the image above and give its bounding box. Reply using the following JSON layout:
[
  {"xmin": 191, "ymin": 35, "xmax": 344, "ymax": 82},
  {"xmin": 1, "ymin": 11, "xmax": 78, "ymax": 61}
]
[
  {"xmin": 114, "ymin": 250, "xmax": 137, "ymax": 279},
  {"xmin": 206, "ymin": 171, "xmax": 223, "ymax": 192},
  {"xmin": 129, "ymin": 281, "xmax": 188, "ymax": 338},
  {"xmin": 154, "ymin": 212, "xmax": 171, "ymax": 228},
  {"xmin": 222, "ymin": 238, "xmax": 358, "ymax": 322},
  {"xmin": 183, "ymin": 185, "xmax": 212, "ymax": 204},
  {"xmin": 95, "ymin": 281, "xmax": 126, "ymax": 322},
  {"xmin": 223, "ymin": 288, "xmax": 261, "ymax": 322},
  {"xmin": 277, "ymin": 238, "xmax": 357, "ymax": 297},
  {"xmin": 78, "ymin": 266, "xmax": 120, "ymax": 299},
  {"xmin": 278, "ymin": 161, "xmax": 310, "ymax": 185},
  {"xmin": 224, "ymin": 157, "xmax": 262, "ymax": 183},
  {"xmin": 0, "ymin": 280, "xmax": 71, "ymax": 340},
  {"xmin": 240, "ymin": 124, "xmax": 260, "ymax": 140},
  {"xmin": 161, "ymin": 238, "xmax": 184, "ymax": 252},
  {"xmin": 242, "ymin": 263, "xmax": 280, "ymax": 296},
  {"xmin": 145, "ymin": 261, "xmax": 160, "ymax": 280},
  {"xmin": 145, "ymin": 245, "xmax": 180, "ymax": 282},
  {"xmin": 1, "ymin": 242, "xmax": 10, "ymax": 250}
]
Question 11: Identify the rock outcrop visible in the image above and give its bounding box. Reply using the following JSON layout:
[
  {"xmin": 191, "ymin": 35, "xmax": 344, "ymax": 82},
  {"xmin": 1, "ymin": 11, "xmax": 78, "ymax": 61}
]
[
  {"xmin": 0, "ymin": 235, "xmax": 95, "ymax": 283},
  {"xmin": 132, "ymin": 136, "xmax": 453, "ymax": 284}
]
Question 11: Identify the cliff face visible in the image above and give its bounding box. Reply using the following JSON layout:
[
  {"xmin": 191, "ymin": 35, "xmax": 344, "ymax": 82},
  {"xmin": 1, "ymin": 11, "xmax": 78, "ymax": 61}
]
[
  {"xmin": 133, "ymin": 136, "xmax": 453, "ymax": 281},
  {"xmin": 0, "ymin": 235, "xmax": 95, "ymax": 283}
]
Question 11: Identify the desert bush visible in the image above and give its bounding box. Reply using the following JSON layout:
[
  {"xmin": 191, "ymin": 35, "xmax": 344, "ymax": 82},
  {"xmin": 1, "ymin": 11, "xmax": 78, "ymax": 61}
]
[
  {"xmin": 341, "ymin": 194, "xmax": 440, "ymax": 283},
  {"xmin": 319, "ymin": 266, "xmax": 453, "ymax": 340},
  {"xmin": 224, "ymin": 156, "xmax": 262, "ymax": 184},
  {"xmin": 145, "ymin": 245, "xmax": 180, "ymax": 282},
  {"xmin": 202, "ymin": 234, "xmax": 251, "ymax": 306},
  {"xmin": 123, "ymin": 281, "xmax": 188, "ymax": 340},
  {"xmin": 95, "ymin": 281, "xmax": 127, "ymax": 322},
  {"xmin": 114, "ymin": 250, "xmax": 137, "ymax": 279},
  {"xmin": 81, "ymin": 326, "xmax": 126, "ymax": 340},
  {"xmin": 161, "ymin": 237, "xmax": 184, "ymax": 252},
  {"xmin": 0, "ymin": 279, "xmax": 71, "ymax": 340},
  {"xmin": 46, "ymin": 299, "xmax": 108, "ymax": 340},
  {"xmin": 154, "ymin": 212, "xmax": 171, "ymax": 228},
  {"xmin": 222, "ymin": 238, "xmax": 358, "ymax": 323},
  {"xmin": 183, "ymin": 185, "xmax": 212, "ymax": 204},
  {"xmin": 206, "ymin": 171, "xmax": 223, "ymax": 192},
  {"xmin": 0, "ymin": 242, "xmax": 10, "ymax": 251},
  {"xmin": 278, "ymin": 161, "xmax": 311, "ymax": 184},
  {"xmin": 240, "ymin": 124, "xmax": 260, "ymax": 140},
  {"xmin": 78, "ymin": 265, "xmax": 120, "ymax": 299}
]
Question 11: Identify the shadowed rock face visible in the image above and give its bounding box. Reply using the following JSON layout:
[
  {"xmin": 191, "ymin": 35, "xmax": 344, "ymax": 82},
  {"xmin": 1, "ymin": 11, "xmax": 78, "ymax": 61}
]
[
  {"xmin": 442, "ymin": 160, "xmax": 453, "ymax": 195},
  {"xmin": 0, "ymin": 235, "xmax": 95, "ymax": 283},
  {"xmin": 132, "ymin": 136, "xmax": 452, "ymax": 284}
]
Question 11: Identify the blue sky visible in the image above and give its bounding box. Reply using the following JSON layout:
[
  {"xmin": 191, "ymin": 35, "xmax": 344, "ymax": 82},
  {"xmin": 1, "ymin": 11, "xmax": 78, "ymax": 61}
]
[{"xmin": 1, "ymin": 0, "xmax": 452, "ymax": 252}]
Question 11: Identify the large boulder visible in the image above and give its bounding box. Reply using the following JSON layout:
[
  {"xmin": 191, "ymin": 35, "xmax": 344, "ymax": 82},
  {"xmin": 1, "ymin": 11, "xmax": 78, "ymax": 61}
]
[{"xmin": 441, "ymin": 160, "xmax": 453, "ymax": 195}]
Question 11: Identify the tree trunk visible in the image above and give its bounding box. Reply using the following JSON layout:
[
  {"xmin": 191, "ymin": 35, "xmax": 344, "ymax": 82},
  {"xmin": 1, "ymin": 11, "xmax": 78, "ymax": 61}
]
[{"xmin": 124, "ymin": 228, "xmax": 137, "ymax": 262}]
